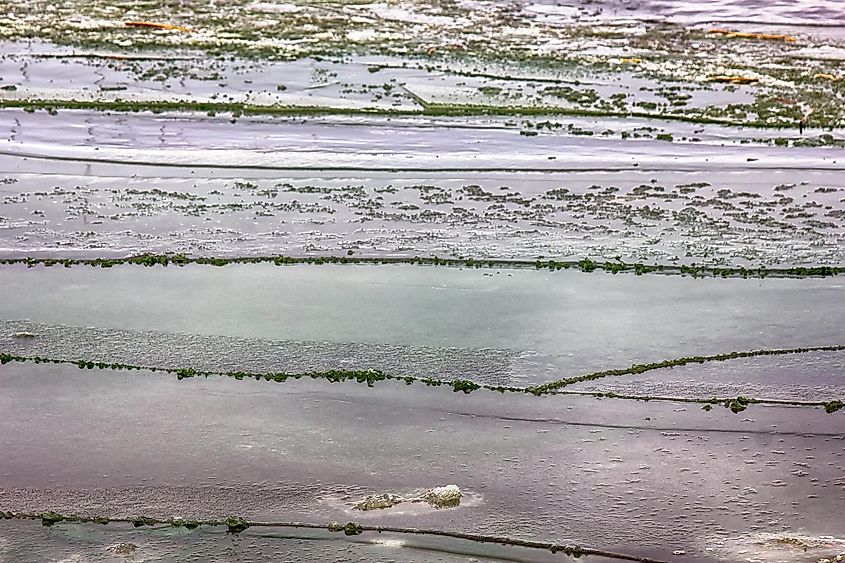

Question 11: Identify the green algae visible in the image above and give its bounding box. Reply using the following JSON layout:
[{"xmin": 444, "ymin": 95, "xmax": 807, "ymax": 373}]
[
  {"xmin": 0, "ymin": 93, "xmax": 839, "ymax": 128},
  {"xmin": 225, "ymin": 516, "xmax": 250, "ymax": 534},
  {"xmin": 1, "ymin": 0, "xmax": 842, "ymax": 128},
  {"xmin": 450, "ymin": 379, "xmax": 481, "ymax": 394},
  {"xmin": 569, "ymin": 390, "xmax": 836, "ymax": 414},
  {"xmin": 131, "ymin": 516, "xmax": 158, "ymax": 528},
  {"xmin": 40, "ymin": 511, "xmax": 64, "ymax": 527},
  {"xmin": 1, "ymin": 349, "xmax": 842, "ymax": 413},
  {"xmin": 526, "ymin": 346, "xmax": 845, "ymax": 395},
  {"xmin": 0, "ymin": 512, "xmax": 666, "ymax": 563},
  {"xmin": 725, "ymin": 396, "xmax": 753, "ymax": 414},
  {"xmin": 342, "ymin": 522, "xmax": 363, "ymax": 536},
  {"xmin": 0, "ymin": 97, "xmax": 422, "ymax": 118},
  {"xmin": 0, "ymin": 254, "xmax": 840, "ymax": 279},
  {"xmin": 824, "ymin": 400, "xmax": 844, "ymax": 414}
]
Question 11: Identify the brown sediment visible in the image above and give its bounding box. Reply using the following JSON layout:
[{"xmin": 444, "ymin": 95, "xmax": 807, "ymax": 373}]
[
  {"xmin": 708, "ymin": 75, "xmax": 759, "ymax": 84},
  {"xmin": 124, "ymin": 21, "xmax": 191, "ymax": 32},
  {"xmin": 707, "ymin": 29, "xmax": 796, "ymax": 42}
]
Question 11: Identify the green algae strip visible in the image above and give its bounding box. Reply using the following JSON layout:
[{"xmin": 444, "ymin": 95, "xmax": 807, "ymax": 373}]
[
  {"xmin": 0, "ymin": 511, "xmax": 668, "ymax": 563},
  {"xmin": 2, "ymin": 347, "xmax": 842, "ymax": 414},
  {"xmin": 558, "ymin": 391, "xmax": 845, "ymax": 415},
  {"xmin": 0, "ymin": 97, "xmax": 828, "ymax": 129},
  {"xmin": 0, "ymin": 254, "xmax": 841, "ymax": 279},
  {"xmin": 526, "ymin": 346, "xmax": 845, "ymax": 394},
  {"xmin": 0, "ymin": 98, "xmax": 422, "ymax": 118},
  {"xmin": 0, "ymin": 98, "xmax": 771, "ymax": 128}
]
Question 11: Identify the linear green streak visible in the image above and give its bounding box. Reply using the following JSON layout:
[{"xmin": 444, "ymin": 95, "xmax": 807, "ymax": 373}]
[
  {"xmin": 0, "ymin": 254, "xmax": 841, "ymax": 278},
  {"xmin": 0, "ymin": 512, "xmax": 667, "ymax": 563},
  {"xmin": 2, "ymin": 347, "xmax": 842, "ymax": 413},
  {"xmin": 0, "ymin": 97, "xmax": 818, "ymax": 129},
  {"xmin": 526, "ymin": 346, "xmax": 845, "ymax": 394},
  {"xmin": 0, "ymin": 98, "xmax": 421, "ymax": 117},
  {"xmin": 556, "ymin": 391, "xmax": 844, "ymax": 414},
  {"xmin": 0, "ymin": 353, "xmax": 490, "ymax": 394}
]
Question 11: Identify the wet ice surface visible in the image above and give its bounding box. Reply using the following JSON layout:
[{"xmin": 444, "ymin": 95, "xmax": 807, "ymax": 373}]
[
  {"xmin": 1, "ymin": 362, "xmax": 844, "ymax": 562},
  {"xmin": 0, "ymin": 264, "xmax": 843, "ymax": 384},
  {"xmin": 1, "ymin": 2, "xmax": 845, "ymax": 562},
  {"xmin": 0, "ymin": 519, "xmax": 592, "ymax": 563}
]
